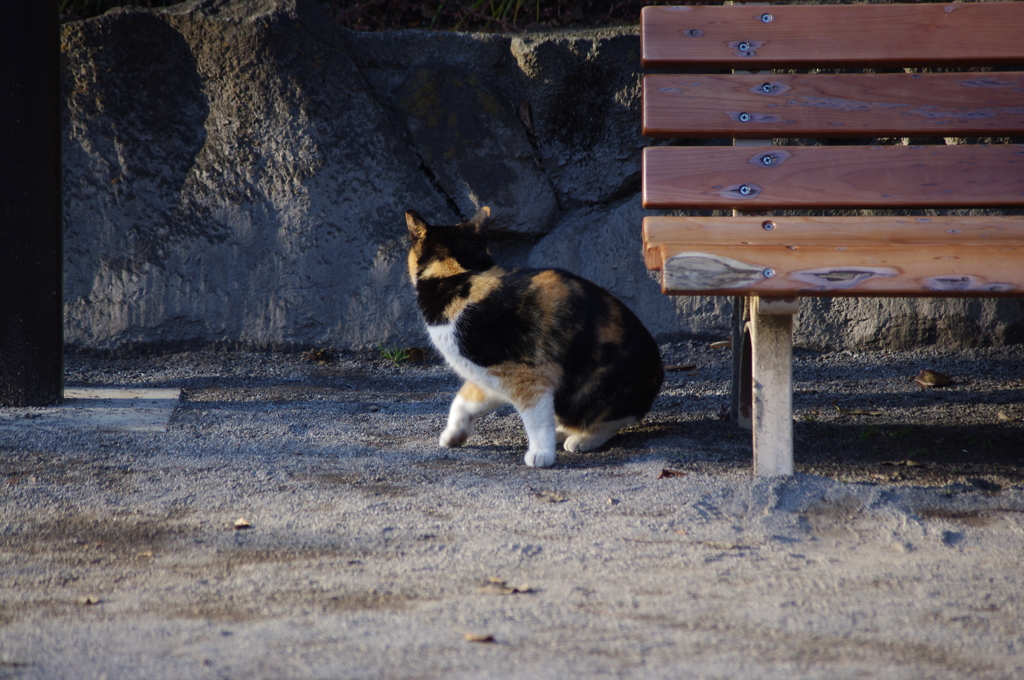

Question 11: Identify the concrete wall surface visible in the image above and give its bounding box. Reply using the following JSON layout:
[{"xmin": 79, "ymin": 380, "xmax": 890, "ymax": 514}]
[{"xmin": 61, "ymin": 0, "xmax": 1024, "ymax": 351}]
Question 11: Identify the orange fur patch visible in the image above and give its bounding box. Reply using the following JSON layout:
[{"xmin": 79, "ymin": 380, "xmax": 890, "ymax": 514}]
[
  {"xmin": 528, "ymin": 271, "xmax": 574, "ymax": 338},
  {"xmin": 442, "ymin": 267, "xmax": 504, "ymax": 321},
  {"xmin": 457, "ymin": 382, "xmax": 489, "ymax": 404},
  {"xmin": 421, "ymin": 256, "xmax": 466, "ymax": 280},
  {"xmin": 489, "ymin": 360, "xmax": 562, "ymax": 409},
  {"xmin": 407, "ymin": 248, "xmax": 420, "ymax": 285},
  {"xmin": 597, "ymin": 301, "xmax": 625, "ymax": 345}
]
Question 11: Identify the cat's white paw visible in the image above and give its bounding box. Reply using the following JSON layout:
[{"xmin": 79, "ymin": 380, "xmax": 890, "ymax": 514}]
[
  {"xmin": 439, "ymin": 427, "xmax": 468, "ymax": 447},
  {"xmin": 562, "ymin": 418, "xmax": 633, "ymax": 453},
  {"xmin": 562, "ymin": 435, "xmax": 589, "ymax": 453},
  {"xmin": 524, "ymin": 447, "xmax": 556, "ymax": 468}
]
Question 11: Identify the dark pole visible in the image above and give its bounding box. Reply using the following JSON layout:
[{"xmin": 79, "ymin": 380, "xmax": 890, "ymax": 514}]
[{"xmin": 0, "ymin": 5, "xmax": 63, "ymax": 406}]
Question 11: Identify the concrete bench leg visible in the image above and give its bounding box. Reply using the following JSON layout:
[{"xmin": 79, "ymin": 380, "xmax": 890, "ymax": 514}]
[{"xmin": 749, "ymin": 296, "xmax": 798, "ymax": 476}]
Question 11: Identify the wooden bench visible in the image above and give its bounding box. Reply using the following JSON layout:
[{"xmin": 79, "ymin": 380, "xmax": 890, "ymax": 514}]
[{"xmin": 640, "ymin": 2, "xmax": 1024, "ymax": 476}]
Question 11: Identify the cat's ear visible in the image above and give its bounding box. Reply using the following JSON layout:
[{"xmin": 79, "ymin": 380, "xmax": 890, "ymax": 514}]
[
  {"xmin": 465, "ymin": 206, "xmax": 491, "ymax": 234},
  {"xmin": 405, "ymin": 210, "xmax": 429, "ymax": 242}
]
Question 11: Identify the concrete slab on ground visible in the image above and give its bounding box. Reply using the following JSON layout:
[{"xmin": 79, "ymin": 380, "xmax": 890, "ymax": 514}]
[{"xmin": 0, "ymin": 387, "xmax": 180, "ymax": 432}]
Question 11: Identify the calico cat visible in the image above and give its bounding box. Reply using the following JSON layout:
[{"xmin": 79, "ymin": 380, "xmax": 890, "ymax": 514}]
[{"xmin": 405, "ymin": 207, "xmax": 663, "ymax": 467}]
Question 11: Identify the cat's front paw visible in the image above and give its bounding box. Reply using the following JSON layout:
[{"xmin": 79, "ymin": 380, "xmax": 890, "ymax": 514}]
[
  {"xmin": 563, "ymin": 434, "xmax": 605, "ymax": 453},
  {"xmin": 524, "ymin": 447, "xmax": 555, "ymax": 468},
  {"xmin": 439, "ymin": 427, "xmax": 468, "ymax": 447},
  {"xmin": 562, "ymin": 435, "xmax": 587, "ymax": 453}
]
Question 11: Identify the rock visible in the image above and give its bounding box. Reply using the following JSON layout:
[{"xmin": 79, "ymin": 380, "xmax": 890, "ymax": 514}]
[
  {"xmin": 527, "ymin": 199, "xmax": 731, "ymax": 340},
  {"xmin": 63, "ymin": 0, "xmax": 453, "ymax": 349},
  {"xmin": 58, "ymin": 0, "xmax": 1024, "ymax": 351},
  {"xmin": 510, "ymin": 30, "xmax": 645, "ymax": 208},
  {"xmin": 389, "ymin": 63, "xmax": 557, "ymax": 236},
  {"xmin": 794, "ymin": 299, "xmax": 1022, "ymax": 351}
]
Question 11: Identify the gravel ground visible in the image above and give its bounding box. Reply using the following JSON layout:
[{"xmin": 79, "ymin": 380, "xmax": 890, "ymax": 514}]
[{"xmin": 1, "ymin": 341, "xmax": 1023, "ymax": 679}]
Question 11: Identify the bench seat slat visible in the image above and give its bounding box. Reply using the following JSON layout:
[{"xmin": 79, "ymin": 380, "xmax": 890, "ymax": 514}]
[
  {"xmin": 641, "ymin": 3, "xmax": 1024, "ymax": 69},
  {"xmin": 656, "ymin": 243, "xmax": 1024, "ymax": 297},
  {"xmin": 642, "ymin": 216, "xmax": 1024, "ymax": 271},
  {"xmin": 643, "ymin": 145, "xmax": 1024, "ymax": 210},
  {"xmin": 643, "ymin": 72, "xmax": 1024, "ymax": 139}
]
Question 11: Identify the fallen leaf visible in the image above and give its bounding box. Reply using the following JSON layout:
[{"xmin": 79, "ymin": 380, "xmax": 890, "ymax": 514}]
[
  {"xmin": 406, "ymin": 347, "xmax": 426, "ymax": 364},
  {"xmin": 464, "ymin": 632, "xmax": 495, "ymax": 643},
  {"xmin": 302, "ymin": 347, "xmax": 334, "ymax": 365},
  {"xmin": 709, "ymin": 340, "xmax": 732, "ymax": 349},
  {"xmin": 701, "ymin": 541, "xmax": 753, "ymax": 550},
  {"xmin": 834, "ymin": 404, "xmax": 885, "ymax": 416},
  {"xmin": 534, "ymin": 491, "xmax": 566, "ymax": 503},
  {"xmin": 233, "ymin": 518, "xmax": 252, "ymax": 530},
  {"xmin": 664, "ymin": 364, "xmax": 697, "ymax": 372},
  {"xmin": 882, "ymin": 459, "xmax": 930, "ymax": 468},
  {"xmin": 478, "ymin": 578, "xmax": 533, "ymax": 595},
  {"xmin": 657, "ymin": 468, "xmax": 688, "ymax": 479},
  {"xmin": 997, "ymin": 409, "xmax": 1018, "ymax": 422},
  {"xmin": 136, "ymin": 550, "xmax": 154, "ymax": 558},
  {"xmin": 913, "ymin": 369, "xmax": 952, "ymax": 387},
  {"xmin": 78, "ymin": 595, "xmax": 100, "ymax": 606}
]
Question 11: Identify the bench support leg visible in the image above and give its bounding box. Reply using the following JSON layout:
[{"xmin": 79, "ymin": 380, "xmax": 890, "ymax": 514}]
[
  {"xmin": 750, "ymin": 297, "xmax": 797, "ymax": 477},
  {"xmin": 731, "ymin": 296, "xmax": 753, "ymax": 429}
]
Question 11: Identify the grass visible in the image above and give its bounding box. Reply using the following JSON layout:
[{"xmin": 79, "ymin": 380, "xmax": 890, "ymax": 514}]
[{"xmin": 379, "ymin": 343, "xmax": 412, "ymax": 366}]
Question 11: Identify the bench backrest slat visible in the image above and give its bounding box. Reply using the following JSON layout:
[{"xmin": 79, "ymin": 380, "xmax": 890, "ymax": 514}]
[
  {"xmin": 641, "ymin": 3, "xmax": 1024, "ymax": 69},
  {"xmin": 642, "ymin": 215, "xmax": 1024, "ymax": 269},
  {"xmin": 641, "ymin": 2, "xmax": 1024, "ymax": 298},
  {"xmin": 643, "ymin": 145, "xmax": 1024, "ymax": 210},
  {"xmin": 643, "ymin": 72, "xmax": 1024, "ymax": 138}
]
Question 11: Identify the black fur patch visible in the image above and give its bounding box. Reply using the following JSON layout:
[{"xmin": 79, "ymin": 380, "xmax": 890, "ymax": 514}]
[{"xmin": 416, "ymin": 273, "xmax": 474, "ymax": 326}]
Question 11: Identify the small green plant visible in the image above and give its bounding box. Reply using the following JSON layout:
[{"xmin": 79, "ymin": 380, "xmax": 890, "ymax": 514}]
[
  {"xmin": 886, "ymin": 425, "xmax": 915, "ymax": 439},
  {"xmin": 379, "ymin": 343, "xmax": 412, "ymax": 366},
  {"xmin": 859, "ymin": 425, "xmax": 879, "ymax": 440}
]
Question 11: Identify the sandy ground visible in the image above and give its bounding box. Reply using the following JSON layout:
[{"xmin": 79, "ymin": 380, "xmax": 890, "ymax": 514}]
[{"xmin": 2, "ymin": 341, "xmax": 1023, "ymax": 679}]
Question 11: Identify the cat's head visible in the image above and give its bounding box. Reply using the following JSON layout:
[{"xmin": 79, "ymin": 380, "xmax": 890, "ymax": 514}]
[{"xmin": 405, "ymin": 207, "xmax": 494, "ymax": 286}]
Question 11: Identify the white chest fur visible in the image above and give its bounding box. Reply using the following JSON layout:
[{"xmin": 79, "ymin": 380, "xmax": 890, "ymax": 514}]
[
  {"xmin": 426, "ymin": 323, "xmax": 504, "ymax": 397},
  {"xmin": 427, "ymin": 321, "xmax": 556, "ymax": 467}
]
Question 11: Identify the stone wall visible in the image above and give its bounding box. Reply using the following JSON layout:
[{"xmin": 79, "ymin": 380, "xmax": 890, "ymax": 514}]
[{"xmin": 61, "ymin": 0, "xmax": 1024, "ymax": 351}]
